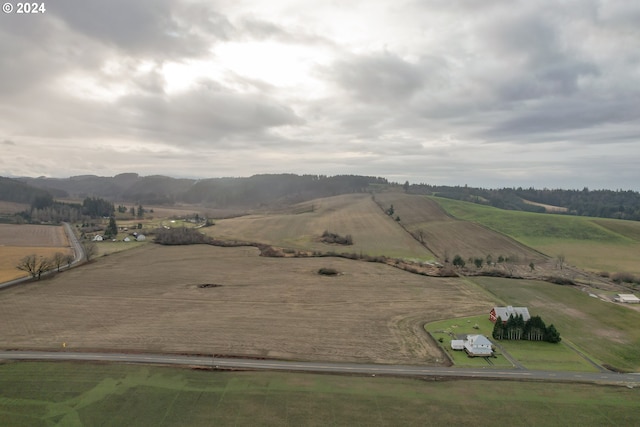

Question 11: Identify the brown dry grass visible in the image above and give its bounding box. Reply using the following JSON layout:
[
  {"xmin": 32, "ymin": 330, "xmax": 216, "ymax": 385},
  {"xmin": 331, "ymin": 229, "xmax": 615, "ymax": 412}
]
[
  {"xmin": 0, "ymin": 244, "xmax": 495, "ymax": 364},
  {"xmin": 0, "ymin": 201, "xmax": 29, "ymax": 214},
  {"xmin": 0, "ymin": 225, "xmax": 72, "ymax": 281},
  {"xmin": 205, "ymin": 193, "xmax": 435, "ymax": 260},
  {"xmin": 375, "ymin": 192, "xmax": 546, "ymax": 264}
]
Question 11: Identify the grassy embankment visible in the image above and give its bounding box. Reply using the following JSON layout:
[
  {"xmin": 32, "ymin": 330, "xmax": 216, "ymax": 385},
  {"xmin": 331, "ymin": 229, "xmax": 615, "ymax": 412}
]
[
  {"xmin": 1, "ymin": 362, "xmax": 638, "ymax": 427},
  {"xmin": 432, "ymin": 196, "xmax": 640, "ymax": 275}
]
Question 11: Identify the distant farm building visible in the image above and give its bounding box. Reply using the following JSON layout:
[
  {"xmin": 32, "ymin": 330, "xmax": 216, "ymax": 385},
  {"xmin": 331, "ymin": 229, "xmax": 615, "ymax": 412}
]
[
  {"xmin": 123, "ymin": 237, "xmax": 131, "ymax": 242},
  {"xmin": 490, "ymin": 306, "xmax": 530, "ymax": 323},
  {"xmin": 614, "ymin": 294, "xmax": 640, "ymax": 304},
  {"xmin": 463, "ymin": 335, "xmax": 493, "ymax": 357},
  {"xmin": 136, "ymin": 234, "xmax": 146, "ymax": 241},
  {"xmin": 92, "ymin": 235, "xmax": 103, "ymax": 242}
]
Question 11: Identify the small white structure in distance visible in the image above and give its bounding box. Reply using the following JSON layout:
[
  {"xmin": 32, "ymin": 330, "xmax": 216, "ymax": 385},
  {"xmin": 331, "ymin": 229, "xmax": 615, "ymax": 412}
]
[
  {"xmin": 614, "ymin": 294, "xmax": 640, "ymax": 304},
  {"xmin": 136, "ymin": 234, "xmax": 146, "ymax": 241}
]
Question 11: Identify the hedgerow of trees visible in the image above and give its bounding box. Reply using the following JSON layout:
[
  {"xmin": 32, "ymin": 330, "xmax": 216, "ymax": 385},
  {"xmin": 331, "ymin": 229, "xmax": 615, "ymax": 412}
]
[{"xmin": 492, "ymin": 315, "xmax": 561, "ymax": 343}]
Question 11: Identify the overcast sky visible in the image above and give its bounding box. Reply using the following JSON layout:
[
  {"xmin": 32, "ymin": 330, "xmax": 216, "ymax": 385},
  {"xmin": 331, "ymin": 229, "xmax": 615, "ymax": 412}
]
[{"xmin": 1, "ymin": 0, "xmax": 639, "ymax": 189}]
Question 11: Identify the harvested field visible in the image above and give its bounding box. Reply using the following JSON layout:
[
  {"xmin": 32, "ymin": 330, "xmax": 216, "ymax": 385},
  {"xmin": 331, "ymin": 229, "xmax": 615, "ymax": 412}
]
[
  {"xmin": 206, "ymin": 193, "xmax": 435, "ymax": 260},
  {"xmin": 0, "ymin": 244, "xmax": 494, "ymax": 364},
  {"xmin": 374, "ymin": 193, "xmax": 546, "ymax": 264},
  {"xmin": 0, "ymin": 225, "xmax": 72, "ymax": 282},
  {"xmin": 0, "ymin": 224, "xmax": 69, "ymax": 247},
  {"xmin": 0, "ymin": 201, "xmax": 28, "ymax": 214}
]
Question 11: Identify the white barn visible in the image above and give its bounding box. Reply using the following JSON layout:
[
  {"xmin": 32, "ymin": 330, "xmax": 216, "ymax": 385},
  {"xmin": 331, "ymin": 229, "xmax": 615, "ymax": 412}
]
[{"xmin": 614, "ymin": 294, "xmax": 640, "ymax": 304}]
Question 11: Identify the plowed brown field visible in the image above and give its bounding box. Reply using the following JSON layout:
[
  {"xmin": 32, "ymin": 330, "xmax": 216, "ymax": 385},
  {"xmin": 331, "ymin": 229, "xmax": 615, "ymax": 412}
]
[
  {"xmin": 0, "ymin": 225, "xmax": 72, "ymax": 282},
  {"xmin": 0, "ymin": 244, "xmax": 494, "ymax": 364},
  {"xmin": 375, "ymin": 193, "xmax": 546, "ymax": 264}
]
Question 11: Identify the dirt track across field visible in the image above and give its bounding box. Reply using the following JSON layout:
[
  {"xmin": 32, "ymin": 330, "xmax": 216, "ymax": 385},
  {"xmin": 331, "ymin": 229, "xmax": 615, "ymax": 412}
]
[{"xmin": 0, "ymin": 244, "xmax": 494, "ymax": 365}]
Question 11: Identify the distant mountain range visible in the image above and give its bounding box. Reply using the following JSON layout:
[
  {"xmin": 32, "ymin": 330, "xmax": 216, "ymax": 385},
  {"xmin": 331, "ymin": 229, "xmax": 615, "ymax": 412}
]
[{"xmin": 2, "ymin": 174, "xmax": 640, "ymax": 221}]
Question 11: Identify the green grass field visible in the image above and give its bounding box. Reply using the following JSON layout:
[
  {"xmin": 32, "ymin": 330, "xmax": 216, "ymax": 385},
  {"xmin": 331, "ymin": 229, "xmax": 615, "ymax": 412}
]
[
  {"xmin": 470, "ymin": 277, "xmax": 640, "ymax": 372},
  {"xmin": 425, "ymin": 315, "xmax": 595, "ymax": 371},
  {"xmin": 1, "ymin": 362, "xmax": 638, "ymax": 427},
  {"xmin": 432, "ymin": 197, "xmax": 640, "ymax": 274}
]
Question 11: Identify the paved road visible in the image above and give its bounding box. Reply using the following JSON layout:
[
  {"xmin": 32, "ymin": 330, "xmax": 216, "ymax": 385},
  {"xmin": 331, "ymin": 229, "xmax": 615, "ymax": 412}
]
[
  {"xmin": 63, "ymin": 222, "xmax": 85, "ymax": 265},
  {"xmin": 1, "ymin": 351, "xmax": 638, "ymax": 387}
]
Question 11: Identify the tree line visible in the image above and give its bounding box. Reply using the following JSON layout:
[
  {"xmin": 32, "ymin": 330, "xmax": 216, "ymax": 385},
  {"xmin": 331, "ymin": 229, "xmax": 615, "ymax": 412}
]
[
  {"xmin": 492, "ymin": 315, "xmax": 561, "ymax": 343},
  {"xmin": 408, "ymin": 184, "xmax": 640, "ymax": 221}
]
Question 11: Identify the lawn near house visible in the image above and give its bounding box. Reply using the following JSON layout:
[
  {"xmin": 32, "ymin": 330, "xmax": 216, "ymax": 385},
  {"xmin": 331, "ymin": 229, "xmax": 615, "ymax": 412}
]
[{"xmin": 426, "ymin": 314, "xmax": 598, "ymax": 372}]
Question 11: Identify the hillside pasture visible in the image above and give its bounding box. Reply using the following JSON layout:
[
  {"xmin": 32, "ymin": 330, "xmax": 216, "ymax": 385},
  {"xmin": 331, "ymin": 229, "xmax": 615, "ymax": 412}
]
[
  {"xmin": 433, "ymin": 197, "xmax": 640, "ymax": 274},
  {"xmin": 0, "ymin": 244, "xmax": 494, "ymax": 364},
  {"xmin": 374, "ymin": 193, "xmax": 546, "ymax": 264},
  {"xmin": 0, "ymin": 225, "xmax": 72, "ymax": 282},
  {"xmin": 205, "ymin": 193, "xmax": 435, "ymax": 260}
]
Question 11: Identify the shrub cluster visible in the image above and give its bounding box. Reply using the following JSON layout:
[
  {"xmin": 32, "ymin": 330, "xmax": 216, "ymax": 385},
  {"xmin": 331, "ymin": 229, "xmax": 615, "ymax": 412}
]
[
  {"xmin": 318, "ymin": 267, "xmax": 339, "ymax": 276},
  {"xmin": 154, "ymin": 227, "xmax": 213, "ymax": 245},
  {"xmin": 611, "ymin": 272, "xmax": 640, "ymax": 284},
  {"xmin": 321, "ymin": 230, "xmax": 353, "ymax": 245}
]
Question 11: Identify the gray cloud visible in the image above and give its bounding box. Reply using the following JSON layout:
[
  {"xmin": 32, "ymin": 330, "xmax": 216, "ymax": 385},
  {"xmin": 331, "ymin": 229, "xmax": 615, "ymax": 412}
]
[
  {"xmin": 0, "ymin": 0, "xmax": 639, "ymax": 189},
  {"xmin": 326, "ymin": 52, "xmax": 426, "ymax": 103}
]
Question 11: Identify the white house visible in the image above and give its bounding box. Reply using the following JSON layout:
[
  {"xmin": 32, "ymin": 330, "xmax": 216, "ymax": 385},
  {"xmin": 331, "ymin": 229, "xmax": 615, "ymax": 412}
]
[
  {"xmin": 614, "ymin": 294, "xmax": 640, "ymax": 304},
  {"xmin": 136, "ymin": 234, "xmax": 146, "ymax": 241},
  {"xmin": 464, "ymin": 334, "xmax": 493, "ymax": 357},
  {"xmin": 92, "ymin": 235, "xmax": 103, "ymax": 242}
]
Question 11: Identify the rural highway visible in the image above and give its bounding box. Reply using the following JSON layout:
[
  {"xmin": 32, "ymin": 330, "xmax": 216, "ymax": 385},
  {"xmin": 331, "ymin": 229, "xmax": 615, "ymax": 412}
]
[{"xmin": 1, "ymin": 350, "xmax": 639, "ymax": 387}]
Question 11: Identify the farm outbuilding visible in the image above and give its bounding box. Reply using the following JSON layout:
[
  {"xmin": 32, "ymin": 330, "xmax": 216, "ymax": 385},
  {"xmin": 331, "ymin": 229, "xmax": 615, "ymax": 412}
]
[
  {"xmin": 490, "ymin": 306, "xmax": 530, "ymax": 323},
  {"xmin": 451, "ymin": 340, "xmax": 465, "ymax": 350},
  {"xmin": 614, "ymin": 294, "xmax": 640, "ymax": 304}
]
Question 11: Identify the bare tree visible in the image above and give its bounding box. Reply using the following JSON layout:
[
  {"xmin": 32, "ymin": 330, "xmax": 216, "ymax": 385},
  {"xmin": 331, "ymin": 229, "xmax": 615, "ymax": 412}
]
[
  {"xmin": 17, "ymin": 254, "xmax": 52, "ymax": 279},
  {"xmin": 52, "ymin": 252, "xmax": 66, "ymax": 272},
  {"xmin": 64, "ymin": 253, "xmax": 75, "ymax": 268},
  {"xmin": 81, "ymin": 241, "xmax": 98, "ymax": 261},
  {"xmin": 556, "ymin": 254, "xmax": 565, "ymax": 270}
]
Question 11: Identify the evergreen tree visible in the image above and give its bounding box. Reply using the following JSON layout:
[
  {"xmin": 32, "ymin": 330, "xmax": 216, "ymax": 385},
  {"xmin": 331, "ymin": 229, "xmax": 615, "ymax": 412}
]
[
  {"xmin": 104, "ymin": 216, "xmax": 118, "ymax": 238},
  {"xmin": 545, "ymin": 324, "xmax": 561, "ymax": 343},
  {"xmin": 492, "ymin": 316, "xmax": 504, "ymax": 340}
]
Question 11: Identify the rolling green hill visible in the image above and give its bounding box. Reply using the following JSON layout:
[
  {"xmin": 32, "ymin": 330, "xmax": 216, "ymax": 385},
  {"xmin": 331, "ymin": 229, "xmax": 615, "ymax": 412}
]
[{"xmin": 432, "ymin": 196, "xmax": 640, "ymax": 274}]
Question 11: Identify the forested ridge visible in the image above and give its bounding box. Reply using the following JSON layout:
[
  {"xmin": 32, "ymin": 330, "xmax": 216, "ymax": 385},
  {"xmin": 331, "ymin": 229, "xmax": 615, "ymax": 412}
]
[
  {"xmin": 3, "ymin": 174, "xmax": 640, "ymax": 222},
  {"xmin": 409, "ymin": 184, "xmax": 640, "ymax": 221}
]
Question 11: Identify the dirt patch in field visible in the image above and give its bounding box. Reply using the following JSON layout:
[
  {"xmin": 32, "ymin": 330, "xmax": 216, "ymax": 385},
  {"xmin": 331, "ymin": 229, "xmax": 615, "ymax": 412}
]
[{"xmin": 0, "ymin": 244, "xmax": 494, "ymax": 365}]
